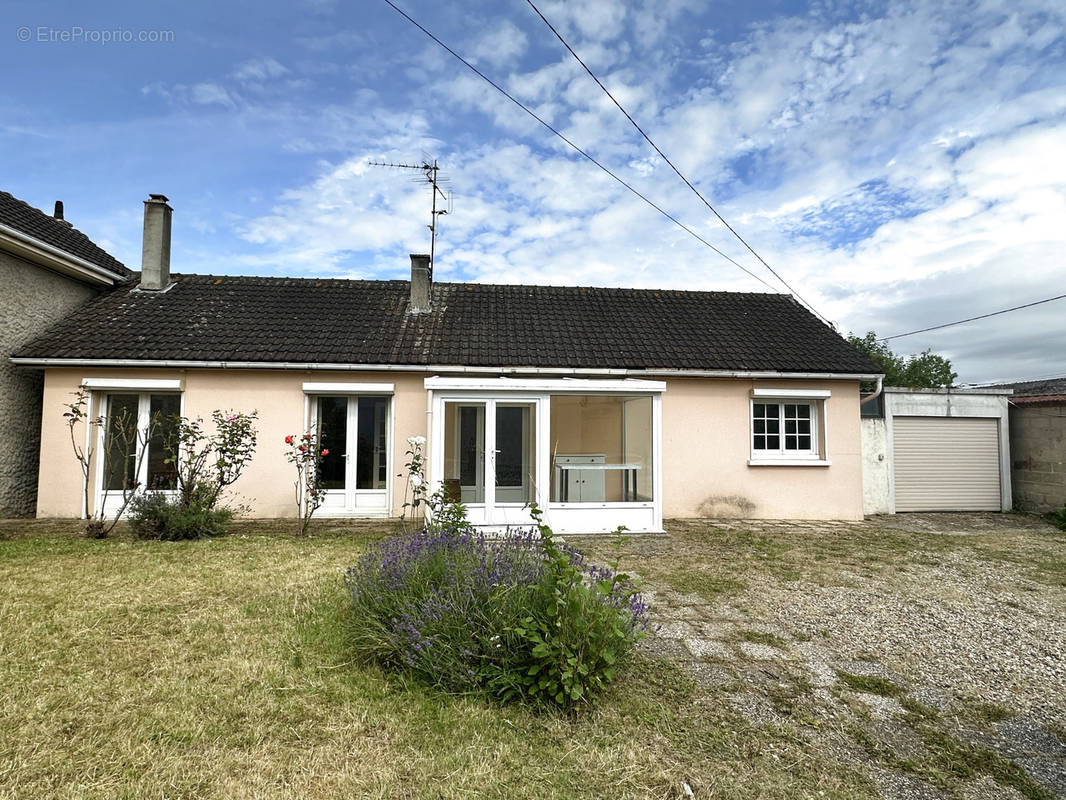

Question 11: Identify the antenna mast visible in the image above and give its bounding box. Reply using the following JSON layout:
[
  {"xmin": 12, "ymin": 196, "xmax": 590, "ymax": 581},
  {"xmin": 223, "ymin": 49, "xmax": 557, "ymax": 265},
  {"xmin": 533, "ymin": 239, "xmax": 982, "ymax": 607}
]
[{"xmin": 368, "ymin": 158, "xmax": 450, "ymax": 276}]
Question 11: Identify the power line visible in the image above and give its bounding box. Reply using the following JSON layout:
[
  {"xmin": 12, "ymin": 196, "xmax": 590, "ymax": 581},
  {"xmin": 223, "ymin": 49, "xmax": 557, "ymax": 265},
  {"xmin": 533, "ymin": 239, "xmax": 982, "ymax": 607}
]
[
  {"xmin": 523, "ymin": 0, "xmax": 831, "ymax": 325},
  {"xmin": 379, "ymin": 0, "xmax": 778, "ymax": 292},
  {"xmin": 882, "ymin": 293, "xmax": 1066, "ymax": 341}
]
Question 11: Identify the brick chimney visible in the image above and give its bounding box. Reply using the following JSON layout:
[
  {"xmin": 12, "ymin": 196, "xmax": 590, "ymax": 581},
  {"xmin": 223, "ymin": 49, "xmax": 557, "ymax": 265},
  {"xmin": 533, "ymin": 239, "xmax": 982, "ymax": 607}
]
[
  {"xmin": 140, "ymin": 194, "xmax": 172, "ymax": 291},
  {"xmin": 409, "ymin": 253, "xmax": 431, "ymax": 313}
]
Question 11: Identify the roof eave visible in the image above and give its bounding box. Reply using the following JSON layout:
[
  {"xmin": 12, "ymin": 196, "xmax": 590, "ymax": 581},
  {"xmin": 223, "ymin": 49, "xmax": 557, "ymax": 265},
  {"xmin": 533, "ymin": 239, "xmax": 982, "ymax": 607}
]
[
  {"xmin": 7, "ymin": 356, "xmax": 881, "ymax": 381},
  {"xmin": 0, "ymin": 223, "xmax": 126, "ymax": 286}
]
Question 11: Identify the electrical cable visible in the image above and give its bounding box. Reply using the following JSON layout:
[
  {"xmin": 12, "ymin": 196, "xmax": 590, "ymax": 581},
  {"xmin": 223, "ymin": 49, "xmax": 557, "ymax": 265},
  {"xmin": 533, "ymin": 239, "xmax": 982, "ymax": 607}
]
[
  {"xmin": 523, "ymin": 0, "xmax": 831, "ymax": 324},
  {"xmin": 380, "ymin": 0, "xmax": 778, "ymax": 291},
  {"xmin": 882, "ymin": 293, "xmax": 1066, "ymax": 341}
]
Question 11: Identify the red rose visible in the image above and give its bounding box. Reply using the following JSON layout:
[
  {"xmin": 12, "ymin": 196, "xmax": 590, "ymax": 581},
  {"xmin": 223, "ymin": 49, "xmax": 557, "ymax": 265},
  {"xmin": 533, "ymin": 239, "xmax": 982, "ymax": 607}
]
[
  {"xmin": 298, "ymin": 445, "xmax": 306, "ymax": 452},
  {"xmin": 321, "ymin": 449, "xmax": 329, "ymax": 456},
  {"xmin": 284, "ymin": 435, "xmax": 294, "ymax": 445}
]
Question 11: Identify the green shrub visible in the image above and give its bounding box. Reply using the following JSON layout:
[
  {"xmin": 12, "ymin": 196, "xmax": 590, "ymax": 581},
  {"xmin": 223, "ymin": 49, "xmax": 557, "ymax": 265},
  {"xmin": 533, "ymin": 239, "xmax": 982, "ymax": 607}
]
[
  {"xmin": 344, "ymin": 505, "xmax": 647, "ymax": 710},
  {"xmin": 128, "ymin": 483, "xmax": 235, "ymax": 540},
  {"xmin": 1050, "ymin": 504, "xmax": 1066, "ymax": 532}
]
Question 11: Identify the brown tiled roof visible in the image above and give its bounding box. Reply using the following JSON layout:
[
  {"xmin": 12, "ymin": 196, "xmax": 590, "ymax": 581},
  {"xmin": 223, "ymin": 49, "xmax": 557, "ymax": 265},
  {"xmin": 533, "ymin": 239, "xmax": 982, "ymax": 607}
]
[
  {"xmin": 13, "ymin": 273, "xmax": 881, "ymax": 374},
  {"xmin": 0, "ymin": 190, "xmax": 129, "ymax": 278},
  {"xmin": 983, "ymin": 377, "xmax": 1066, "ymax": 404}
]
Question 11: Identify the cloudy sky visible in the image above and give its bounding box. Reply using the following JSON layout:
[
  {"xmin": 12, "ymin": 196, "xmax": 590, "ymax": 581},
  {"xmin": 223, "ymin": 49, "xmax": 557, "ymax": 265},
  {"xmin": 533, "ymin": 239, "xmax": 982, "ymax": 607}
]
[{"xmin": 3, "ymin": 0, "xmax": 1064, "ymax": 383}]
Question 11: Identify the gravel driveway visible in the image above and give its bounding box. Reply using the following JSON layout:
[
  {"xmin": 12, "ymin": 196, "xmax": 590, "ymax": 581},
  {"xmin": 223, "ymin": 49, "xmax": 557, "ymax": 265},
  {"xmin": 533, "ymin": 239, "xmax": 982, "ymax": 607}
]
[{"xmin": 573, "ymin": 513, "xmax": 1066, "ymax": 800}]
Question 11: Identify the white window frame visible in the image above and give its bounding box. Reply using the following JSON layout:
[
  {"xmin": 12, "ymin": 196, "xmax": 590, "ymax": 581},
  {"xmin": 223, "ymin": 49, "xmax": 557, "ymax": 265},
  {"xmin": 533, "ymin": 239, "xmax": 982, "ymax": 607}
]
[
  {"xmin": 303, "ymin": 389, "xmax": 394, "ymax": 518},
  {"xmin": 93, "ymin": 389, "xmax": 185, "ymax": 516},
  {"xmin": 748, "ymin": 389, "xmax": 831, "ymax": 466},
  {"xmin": 426, "ymin": 377, "xmax": 665, "ymax": 533}
]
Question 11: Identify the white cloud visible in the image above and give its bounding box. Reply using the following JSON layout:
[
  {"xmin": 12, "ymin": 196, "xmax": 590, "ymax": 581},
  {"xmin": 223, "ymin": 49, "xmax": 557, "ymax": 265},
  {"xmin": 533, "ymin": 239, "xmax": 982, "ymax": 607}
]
[
  {"xmin": 469, "ymin": 20, "xmax": 529, "ymax": 68},
  {"xmin": 231, "ymin": 57, "xmax": 289, "ymax": 83}
]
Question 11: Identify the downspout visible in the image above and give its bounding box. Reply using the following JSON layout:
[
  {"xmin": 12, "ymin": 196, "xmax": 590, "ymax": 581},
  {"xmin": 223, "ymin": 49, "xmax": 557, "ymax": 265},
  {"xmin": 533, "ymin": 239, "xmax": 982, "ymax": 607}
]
[{"xmin": 860, "ymin": 375, "xmax": 884, "ymax": 407}]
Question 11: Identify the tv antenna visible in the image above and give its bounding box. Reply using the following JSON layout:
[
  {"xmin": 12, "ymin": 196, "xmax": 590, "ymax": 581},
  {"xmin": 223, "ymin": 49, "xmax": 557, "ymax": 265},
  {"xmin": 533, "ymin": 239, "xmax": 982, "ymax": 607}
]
[{"xmin": 368, "ymin": 157, "xmax": 451, "ymax": 274}]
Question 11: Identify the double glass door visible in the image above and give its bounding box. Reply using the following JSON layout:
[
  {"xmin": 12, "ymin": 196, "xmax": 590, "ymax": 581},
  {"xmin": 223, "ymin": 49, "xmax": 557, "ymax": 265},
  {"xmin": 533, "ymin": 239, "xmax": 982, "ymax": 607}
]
[
  {"xmin": 314, "ymin": 395, "xmax": 389, "ymax": 515},
  {"xmin": 442, "ymin": 399, "xmax": 537, "ymax": 525}
]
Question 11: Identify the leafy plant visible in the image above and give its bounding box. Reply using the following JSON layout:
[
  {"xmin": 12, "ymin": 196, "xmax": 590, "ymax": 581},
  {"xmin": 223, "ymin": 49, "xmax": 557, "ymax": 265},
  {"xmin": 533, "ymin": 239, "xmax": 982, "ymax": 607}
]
[
  {"xmin": 284, "ymin": 432, "xmax": 329, "ymax": 536},
  {"xmin": 128, "ymin": 483, "xmax": 234, "ymax": 540},
  {"xmin": 168, "ymin": 411, "xmax": 258, "ymax": 511},
  {"xmin": 63, "ymin": 389, "xmax": 158, "ymax": 538},
  {"xmin": 343, "ymin": 500, "xmax": 647, "ymax": 711},
  {"xmin": 399, "ymin": 435, "xmax": 428, "ymax": 532},
  {"xmin": 488, "ymin": 502, "xmax": 646, "ymax": 708},
  {"xmin": 125, "ymin": 409, "xmax": 257, "ymax": 540},
  {"xmin": 1049, "ymin": 503, "xmax": 1066, "ymax": 532}
]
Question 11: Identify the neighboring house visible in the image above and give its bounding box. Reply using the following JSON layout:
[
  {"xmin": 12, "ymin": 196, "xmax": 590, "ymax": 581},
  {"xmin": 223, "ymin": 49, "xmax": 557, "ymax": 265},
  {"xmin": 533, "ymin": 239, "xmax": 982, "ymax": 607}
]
[
  {"xmin": 861, "ymin": 387, "xmax": 1013, "ymax": 515},
  {"xmin": 0, "ymin": 191, "xmax": 130, "ymax": 516},
  {"xmin": 12, "ymin": 196, "xmax": 881, "ymax": 532},
  {"xmin": 987, "ymin": 377, "xmax": 1066, "ymax": 513}
]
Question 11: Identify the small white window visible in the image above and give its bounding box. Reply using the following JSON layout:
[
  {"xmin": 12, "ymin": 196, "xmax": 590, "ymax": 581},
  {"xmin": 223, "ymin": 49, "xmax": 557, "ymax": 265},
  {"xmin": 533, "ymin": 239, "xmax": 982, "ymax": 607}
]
[{"xmin": 749, "ymin": 393, "xmax": 829, "ymax": 465}]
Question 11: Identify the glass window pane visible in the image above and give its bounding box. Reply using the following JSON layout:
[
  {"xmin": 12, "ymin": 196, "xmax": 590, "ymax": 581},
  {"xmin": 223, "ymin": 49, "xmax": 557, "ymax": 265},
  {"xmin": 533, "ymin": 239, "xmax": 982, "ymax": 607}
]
[
  {"xmin": 103, "ymin": 395, "xmax": 139, "ymax": 491},
  {"xmin": 356, "ymin": 397, "xmax": 388, "ymax": 490},
  {"xmin": 766, "ymin": 418, "xmax": 780, "ymax": 434},
  {"xmin": 754, "ymin": 434, "xmax": 766, "ymax": 450},
  {"xmin": 798, "ymin": 435, "xmax": 812, "ymax": 450},
  {"xmin": 549, "ymin": 395, "xmax": 652, "ymax": 502},
  {"xmin": 767, "ymin": 435, "xmax": 780, "ymax": 449},
  {"xmin": 495, "ymin": 404, "xmax": 535, "ymax": 503},
  {"xmin": 317, "ymin": 397, "xmax": 347, "ymax": 490},
  {"xmin": 797, "ymin": 405, "xmax": 810, "ymax": 419},
  {"xmin": 146, "ymin": 394, "xmax": 181, "ymax": 490},
  {"xmin": 754, "ymin": 403, "xmax": 765, "ymax": 417},
  {"xmin": 444, "ymin": 403, "xmax": 485, "ymax": 504},
  {"xmin": 764, "ymin": 403, "xmax": 779, "ymax": 417}
]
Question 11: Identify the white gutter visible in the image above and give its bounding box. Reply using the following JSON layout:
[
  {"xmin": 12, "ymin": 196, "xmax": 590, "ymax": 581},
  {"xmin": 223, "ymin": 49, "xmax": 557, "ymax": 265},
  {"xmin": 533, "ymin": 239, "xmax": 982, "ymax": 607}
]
[
  {"xmin": 0, "ymin": 223, "xmax": 127, "ymax": 286},
  {"xmin": 8, "ymin": 356, "xmax": 882, "ymax": 382}
]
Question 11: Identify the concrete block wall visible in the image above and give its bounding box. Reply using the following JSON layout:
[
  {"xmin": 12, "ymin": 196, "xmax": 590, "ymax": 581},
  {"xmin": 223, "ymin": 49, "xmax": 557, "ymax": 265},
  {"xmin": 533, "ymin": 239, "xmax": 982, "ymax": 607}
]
[
  {"xmin": 0, "ymin": 251, "xmax": 98, "ymax": 516},
  {"xmin": 1010, "ymin": 405, "xmax": 1066, "ymax": 512}
]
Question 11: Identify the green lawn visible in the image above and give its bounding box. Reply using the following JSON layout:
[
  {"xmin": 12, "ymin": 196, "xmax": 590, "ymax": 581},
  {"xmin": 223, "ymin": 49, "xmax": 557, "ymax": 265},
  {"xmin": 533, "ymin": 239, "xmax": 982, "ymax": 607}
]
[{"xmin": 0, "ymin": 522, "xmax": 874, "ymax": 800}]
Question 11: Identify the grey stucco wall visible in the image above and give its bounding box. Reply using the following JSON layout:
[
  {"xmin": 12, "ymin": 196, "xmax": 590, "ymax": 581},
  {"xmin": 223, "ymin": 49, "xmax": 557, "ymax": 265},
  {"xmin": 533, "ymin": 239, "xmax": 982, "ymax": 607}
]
[
  {"xmin": 0, "ymin": 251, "xmax": 99, "ymax": 516},
  {"xmin": 861, "ymin": 417, "xmax": 890, "ymax": 515},
  {"xmin": 1010, "ymin": 405, "xmax": 1066, "ymax": 512}
]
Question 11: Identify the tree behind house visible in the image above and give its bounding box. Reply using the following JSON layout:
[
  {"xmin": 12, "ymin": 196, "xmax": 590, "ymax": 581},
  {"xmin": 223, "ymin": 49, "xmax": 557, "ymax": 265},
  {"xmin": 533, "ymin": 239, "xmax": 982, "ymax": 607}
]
[{"xmin": 847, "ymin": 332, "xmax": 957, "ymax": 388}]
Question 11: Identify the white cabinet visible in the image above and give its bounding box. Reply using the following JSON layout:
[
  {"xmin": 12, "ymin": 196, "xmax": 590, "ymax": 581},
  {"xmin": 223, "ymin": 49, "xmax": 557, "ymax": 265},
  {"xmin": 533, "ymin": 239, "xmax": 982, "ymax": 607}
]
[{"xmin": 554, "ymin": 454, "xmax": 606, "ymax": 502}]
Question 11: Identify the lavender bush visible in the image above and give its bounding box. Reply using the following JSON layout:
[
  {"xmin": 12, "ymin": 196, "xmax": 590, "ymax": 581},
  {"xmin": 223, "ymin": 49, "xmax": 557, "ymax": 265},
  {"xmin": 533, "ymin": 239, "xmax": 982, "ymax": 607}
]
[{"xmin": 344, "ymin": 513, "xmax": 648, "ymax": 710}]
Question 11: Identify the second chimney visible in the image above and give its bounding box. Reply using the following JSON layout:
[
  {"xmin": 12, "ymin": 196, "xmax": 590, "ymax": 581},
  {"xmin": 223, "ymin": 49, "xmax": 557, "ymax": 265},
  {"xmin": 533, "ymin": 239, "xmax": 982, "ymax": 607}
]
[
  {"xmin": 409, "ymin": 253, "xmax": 431, "ymax": 313},
  {"xmin": 140, "ymin": 193, "xmax": 173, "ymax": 291}
]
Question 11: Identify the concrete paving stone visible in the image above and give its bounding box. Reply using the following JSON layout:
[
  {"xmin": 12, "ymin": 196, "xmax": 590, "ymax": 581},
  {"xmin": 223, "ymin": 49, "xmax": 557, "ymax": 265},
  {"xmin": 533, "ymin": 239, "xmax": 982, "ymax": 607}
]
[
  {"xmin": 637, "ymin": 637, "xmax": 691, "ymax": 662},
  {"xmin": 847, "ymin": 690, "xmax": 905, "ymax": 720},
  {"xmin": 692, "ymin": 621, "xmax": 740, "ymax": 639},
  {"xmin": 655, "ymin": 620, "xmax": 700, "ymax": 639},
  {"xmin": 686, "ymin": 661, "xmax": 738, "ymax": 688},
  {"xmin": 806, "ymin": 661, "xmax": 838, "ymax": 688},
  {"xmin": 683, "ymin": 638, "xmax": 733, "ymax": 659},
  {"xmin": 737, "ymin": 641, "xmax": 786, "ymax": 660}
]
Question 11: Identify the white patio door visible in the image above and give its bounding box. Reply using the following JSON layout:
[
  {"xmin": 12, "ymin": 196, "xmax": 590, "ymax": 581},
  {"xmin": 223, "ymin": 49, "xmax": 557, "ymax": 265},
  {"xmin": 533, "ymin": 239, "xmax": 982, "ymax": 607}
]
[
  {"xmin": 314, "ymin": 396, "xmax": 389, "ymax": 516},
  {"xmin": 441, "ymin": 398, "xmax": 540, "ymax": 526}
]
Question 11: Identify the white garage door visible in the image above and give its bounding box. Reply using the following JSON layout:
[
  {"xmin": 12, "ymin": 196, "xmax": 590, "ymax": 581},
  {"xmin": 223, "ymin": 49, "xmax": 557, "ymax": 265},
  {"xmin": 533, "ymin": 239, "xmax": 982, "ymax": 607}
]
[{"xmin": 893, "ymin": 417, "xmax": 1001, "ymax": 511}]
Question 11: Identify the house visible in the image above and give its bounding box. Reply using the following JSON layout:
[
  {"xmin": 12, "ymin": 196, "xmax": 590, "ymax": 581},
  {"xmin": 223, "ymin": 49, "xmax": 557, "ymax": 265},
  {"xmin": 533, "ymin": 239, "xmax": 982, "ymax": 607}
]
[
  {"xmin": 987, "ymin": 377, "xmax": 1066, "ymax": 513},
  {"xmin": 860, "ymin": 387, "xmax": 1013, "ymax": 515},
  {"xmin": 0, "ymin": 191, "xmax": 131, "ymax": 516},
  {"xmin": 11, "ymin": 195, "xmax": 881, "ymax": 532}
]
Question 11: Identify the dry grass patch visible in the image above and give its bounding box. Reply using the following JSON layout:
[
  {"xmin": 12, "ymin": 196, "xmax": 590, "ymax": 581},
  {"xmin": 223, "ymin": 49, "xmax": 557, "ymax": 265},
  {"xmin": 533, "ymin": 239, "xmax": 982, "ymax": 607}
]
[{"xmin": 1, "ymin": 525, "xmax": 877, "ymax": 800}]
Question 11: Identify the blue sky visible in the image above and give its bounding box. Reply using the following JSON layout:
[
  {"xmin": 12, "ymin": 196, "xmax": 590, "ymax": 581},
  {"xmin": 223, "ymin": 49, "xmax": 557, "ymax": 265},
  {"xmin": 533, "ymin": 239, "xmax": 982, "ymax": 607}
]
[{"xmin": 2, "ymin": 0, "xmax": 1064, "ymax": 383}]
